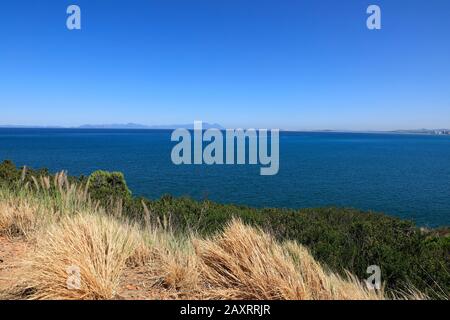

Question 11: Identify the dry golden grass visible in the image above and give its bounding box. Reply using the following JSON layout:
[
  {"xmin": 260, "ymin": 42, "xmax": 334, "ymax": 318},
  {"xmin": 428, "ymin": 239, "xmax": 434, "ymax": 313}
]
[
  {"xmin": 193, "ymin": 220, "xmax": 384, "ymax": 300},
  {"xmin": 4, "ymin": 213, "xmax": 139, "ymax": 300},
  {"xmin": 194, "ymin": 220, "xmax": 308, "ymax": 299},
  {"xmin": 0, "ymin": 185, "xmax": 424, "ymax": 300},
  {"xmin": 126, "ymin": 218, "xmax": 201, "ymax": 298},
  {"xmin": 0, "ymin": 171, "xmax": 93, "ymax": 240},
  {"xmin": 0, "ymin": 199, "xmax": 40, "ymax": 239}
]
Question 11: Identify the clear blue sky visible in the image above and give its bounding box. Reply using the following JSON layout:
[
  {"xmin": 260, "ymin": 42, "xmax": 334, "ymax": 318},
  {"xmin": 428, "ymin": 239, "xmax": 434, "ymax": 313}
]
[{"xmin": 1, "ymin": 0, "xmax": 449, "ymax": 130}]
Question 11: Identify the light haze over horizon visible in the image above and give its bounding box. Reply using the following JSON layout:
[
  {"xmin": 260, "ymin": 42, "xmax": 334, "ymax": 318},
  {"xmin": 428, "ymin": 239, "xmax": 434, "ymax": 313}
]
[{"xmin": 1, "ymin": 0, "xmax": 450, "ymax": 131}]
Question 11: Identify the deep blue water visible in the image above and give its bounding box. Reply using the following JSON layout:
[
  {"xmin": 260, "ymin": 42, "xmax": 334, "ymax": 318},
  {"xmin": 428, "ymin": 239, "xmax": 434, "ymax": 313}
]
[{"xmin": 0, "ymin": 128, "xmax": 449, "ymax": 227}]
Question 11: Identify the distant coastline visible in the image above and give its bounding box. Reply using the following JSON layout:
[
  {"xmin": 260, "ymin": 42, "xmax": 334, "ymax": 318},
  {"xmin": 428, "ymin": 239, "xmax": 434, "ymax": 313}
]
[
  {"xmin": 0, "ymin": 123, "xmax": 224, "ymax": 130},
  {"xmin": 0, "ymin": 124, "xmax": 449, "ymax": 135}
]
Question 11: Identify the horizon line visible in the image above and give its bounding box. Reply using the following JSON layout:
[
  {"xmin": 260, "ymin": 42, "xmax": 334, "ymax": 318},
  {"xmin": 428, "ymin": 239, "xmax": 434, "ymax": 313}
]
[{"xmin": 0, "ymin": 123, "xmax": 449, "ymax": 134}]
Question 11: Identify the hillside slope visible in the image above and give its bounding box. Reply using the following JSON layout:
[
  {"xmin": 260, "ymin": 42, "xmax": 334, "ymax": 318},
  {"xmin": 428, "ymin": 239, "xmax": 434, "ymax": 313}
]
[{"xmin": 0, "ymin": 176, "xmax": 423, "ymax": 300}]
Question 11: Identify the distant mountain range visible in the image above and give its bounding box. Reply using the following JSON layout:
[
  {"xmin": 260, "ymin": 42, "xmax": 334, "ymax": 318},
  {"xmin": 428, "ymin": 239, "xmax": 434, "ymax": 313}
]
[
  {"xmin": 78, "ymin": 123, "xmax": 225, "ymax": 129},
  {"xmin": 0, "ymin": 123, "xmax": 224, "ymax": 130}
]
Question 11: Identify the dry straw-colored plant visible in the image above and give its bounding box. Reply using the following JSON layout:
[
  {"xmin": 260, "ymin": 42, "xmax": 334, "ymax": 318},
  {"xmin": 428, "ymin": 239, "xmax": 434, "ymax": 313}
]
[
  {"xmin": 0, "ymin": 199, "xmax": 40, "ymax": 239},
  {"xmin": 6, "ymin": 213, "xmax": 140, "ymax": 300},
  {"xmin": 0, "ymin": 183, "xmax": 425, "ymax": 300},
  {"xmin": 193, "ymin": 219, "xmax": 385, "ymax": 300}
]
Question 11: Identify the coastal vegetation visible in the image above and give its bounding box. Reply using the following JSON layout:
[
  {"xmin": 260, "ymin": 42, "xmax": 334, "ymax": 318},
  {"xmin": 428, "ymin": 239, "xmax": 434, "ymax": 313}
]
[{"xmin": 0, "ymin": 160, "xmax": 448, "ymax": 299}]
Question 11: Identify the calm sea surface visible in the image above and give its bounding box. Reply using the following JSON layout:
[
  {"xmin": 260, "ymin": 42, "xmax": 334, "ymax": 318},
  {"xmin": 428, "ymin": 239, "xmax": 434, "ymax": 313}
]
[{"xmin": 1, "ymin": 129, "xmax": 449, "ymax": 227}]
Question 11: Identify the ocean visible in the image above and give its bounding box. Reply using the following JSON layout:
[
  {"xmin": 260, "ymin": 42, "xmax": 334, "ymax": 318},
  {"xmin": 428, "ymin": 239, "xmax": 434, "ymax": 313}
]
[{"xmin": 0, "ymin": 128, "xmax": 449, "ymax": 227}]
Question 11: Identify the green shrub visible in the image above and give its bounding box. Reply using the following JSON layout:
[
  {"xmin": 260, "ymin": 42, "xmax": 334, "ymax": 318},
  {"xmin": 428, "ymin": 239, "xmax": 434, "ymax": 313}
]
[
  {"xmin": 0, "ymin": 160, "xmax": 51, "ymax": 188},
  {"xmin": 0, "ymin": 160, "xmax": 20, "ymax": 185},
  {"xmin": 87, "ymin": 170, "xmax": 131, "ymax": 202}
]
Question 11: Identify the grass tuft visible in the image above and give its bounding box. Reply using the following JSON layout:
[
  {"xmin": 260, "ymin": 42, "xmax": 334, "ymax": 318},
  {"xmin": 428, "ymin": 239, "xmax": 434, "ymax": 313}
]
[{"xmin": 0, "ymin": 183, "xmax": 426, "ymax": 300}]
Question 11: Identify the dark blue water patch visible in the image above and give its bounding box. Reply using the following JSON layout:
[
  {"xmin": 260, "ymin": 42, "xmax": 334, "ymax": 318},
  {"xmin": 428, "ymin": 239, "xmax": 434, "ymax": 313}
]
[{"xmin": 0, "ymin": 128, "xmax": 449, "ymax": 227}]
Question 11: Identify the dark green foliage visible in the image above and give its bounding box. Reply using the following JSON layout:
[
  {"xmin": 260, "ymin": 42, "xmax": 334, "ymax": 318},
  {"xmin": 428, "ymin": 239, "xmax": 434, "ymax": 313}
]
[
  {"xmin": 0, "ymin": 160, "xmax": 19, "ymax": 184},
  {"xmin": 0, "ymin": 160, "xmax": 50, "ymax": 188},
  {"xmin": 87, "ymin": 170, "xmax": 131, "ymax": 202},
  {"xmin": 0, "ymin": 159, "xmax": 448, "ymax": 297}
]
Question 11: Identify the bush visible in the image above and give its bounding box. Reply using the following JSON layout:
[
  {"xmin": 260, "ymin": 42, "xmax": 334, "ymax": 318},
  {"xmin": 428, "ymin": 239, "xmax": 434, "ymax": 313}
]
[
  {"xmin": 87, "ymin": 170, "xmax": 131, "ymax": 203},
  {"xmin": 0, "ymin": 160, "xmax": 20, "ymax": 185},
  {"xmin": 0, "ymin": 160, "xmax": 51, "ymax": 188}
]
